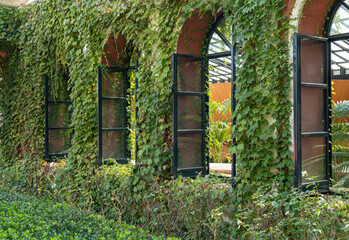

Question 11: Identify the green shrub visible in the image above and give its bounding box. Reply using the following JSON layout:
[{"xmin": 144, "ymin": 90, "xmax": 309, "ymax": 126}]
[
  {"xmin": 0, "ymin": 186, "xmax": 176, "ymax": 240},
  {"xmin": 219, "ymin": 189, "xmax": 349, "ymax": 239},
  {"xmin": 2, "ymin": 159, "xmax": 349, "ymax": 240},
  {"xmin": 89, "ymin": 163, "xmax": 232, "ymax": 239}
]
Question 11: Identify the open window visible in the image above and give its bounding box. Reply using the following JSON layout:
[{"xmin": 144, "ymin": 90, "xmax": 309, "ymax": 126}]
[
  {"xmin": 293, "ymin": 34, "xmax": 331, "ymax": 192},
  {"xmin": 172, "ymin": 54, "xmax": 208, "ymax": 177},
  {"xmin": 325, "ymin": 0, "xmax": 349, "ymax": 190},
  {"xmin": 97, "ymin": 63, "xmax": 137, "ymax": 166},
  {"xmin": 172, "ymin": 15, "xmax": 236, "ymax": 178},
  {"xmin": 44, "ymin": 74, "xmax": 72, "ymax": 161},
  {"xmin": 293, "ymin": 0, "xmax": 349, "ymax": 191},
  {"xmin": 330, "ymin": 38, "xmax": 349, "ymax": 189},
  {"xmin": 206, "ymin": 16, "xmax": 236, "ymax": 178}
]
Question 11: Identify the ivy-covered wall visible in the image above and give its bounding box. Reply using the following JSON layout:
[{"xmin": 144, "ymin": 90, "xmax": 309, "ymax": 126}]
[{"xmin": 0, "ymin": 0, "xmax": 318, "ymax": 193}]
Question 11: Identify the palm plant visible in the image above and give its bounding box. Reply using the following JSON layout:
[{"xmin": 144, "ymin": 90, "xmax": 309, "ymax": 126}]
[
  {"xmin": 208, "ymin": 97, "xmax": 232, "ymax": 163},
  {"xmin": 332, "ymin": 100, "xmax": 349, "ymax": 188}
]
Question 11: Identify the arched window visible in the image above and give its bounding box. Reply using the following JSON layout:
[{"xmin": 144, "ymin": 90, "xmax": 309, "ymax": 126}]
[
  {"xmin": 206, "ymin": 16, "xmax": 236, "ymax": 177},
  {"xmin": 326, "ymin": 0, "xmax": 349, "ymax": 36},
  {"xmin": 327, "ymin": 0, "xmax": 349, "ymax": 190},
  {"xmin": 172, "ymin": 15, "xmax": 236, "ymax": 178},
  {"xmin": 97, "ymin": 35, "xmax": 138, "ymax": 166},
  {"xmin": 294, "ymin": 0, "xmax": 349, "ymax": 191}
]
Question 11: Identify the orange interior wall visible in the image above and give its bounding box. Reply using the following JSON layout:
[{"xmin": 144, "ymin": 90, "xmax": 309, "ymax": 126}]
[
  {"xmin": 209, "ymin": 82, "xmax": 231, "ymax": 122},
  {"xmin": 209, "ymin": 82, "xmax": 231, "ymax": 103},
  {"xmin": 209, "ymin": 80, "xmax": 349, "ymax": 122},
  {"xmin": 332, "ymin": 80, "xmax": 349, "ymax": 102}
]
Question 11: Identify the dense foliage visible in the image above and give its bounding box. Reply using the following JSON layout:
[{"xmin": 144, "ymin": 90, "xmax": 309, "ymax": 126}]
[
  {"xmin": 332, "ymin": 100, "xmax": 349, "ymax": 188},
  {"xmin": 0, "ymin": 186, "xmax": 175, "ymax": 239},
  {"xmin": 0, "ymin": 0, "xmax": 330, "ymax": 239},
  {"xmin": 0, "ymin": 0, "xmax": 293, "ymax": 194},
  {"xmin": 1, "ymin": 160, "xmax": 348, "ymax": 239}
]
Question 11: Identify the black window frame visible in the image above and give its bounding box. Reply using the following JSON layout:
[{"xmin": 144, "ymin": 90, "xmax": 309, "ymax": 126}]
[
  {"xmin": 97, "ymin": 65, "xmax": 137, "ymax": 166},
  {"xmin": 293, "ymin": 33, "xmax": 332, "ymax": 192},
  {"xmin": 44, "ymin": 74, "xmax": 73, "ymax": 161},
  {"xmin": 324, "ymin": 0, "xmax": 349, "ymax": 37},
  {"xmin": 172, "ymin": 14, "xmax": 237, "ymax": 179},
  {"xmin": 292, "ymin": 0, "xmax": 349, "ymax": 192},
  {"xmin": 172, "ymin": 53, "xmax": 209, "ymax": 178},
  {"xmin": 205, "ymin": 14, "xmax": 237, "ymax": 181}
]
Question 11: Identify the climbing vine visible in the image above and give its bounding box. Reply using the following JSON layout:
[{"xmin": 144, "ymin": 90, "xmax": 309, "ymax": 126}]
[{"xmin": 0, "ymin": 0, "xmax": 301, "ymax": 197}]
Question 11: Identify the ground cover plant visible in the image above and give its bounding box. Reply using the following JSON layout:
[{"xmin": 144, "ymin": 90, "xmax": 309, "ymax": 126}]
[{"xmin": 0, "ymin": 185, "xmax": 176, "ymax": 240}]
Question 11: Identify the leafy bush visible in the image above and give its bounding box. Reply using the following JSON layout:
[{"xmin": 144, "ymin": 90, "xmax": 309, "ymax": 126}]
[
  {"xmin": 220, "ymin": 189, "xmax": 349, "ymax": 239},
  {"xmin": 2, "ymin": 159, "xmax": 349, "ymax": 239},
  {"xmin": 56, "ymin": 163, "xmax": 349, "ymax": 239},
  {"xmin": 90, "ymin": 163, "xmax": 232, "ymax": 239},
  {"xmin": 208, "ymin": 97, "xmax": 232, "ymax": 163},
  {"xmin": 332, "ymin": 100, "xmax": 349, "ymax": 188},
  {"xmin": 133, "ymin": 175, "xmax": 232, "ymax": 239},
  {"xmin": 0, "ymin": 186, "xmax": 175, "ymax": 240}
]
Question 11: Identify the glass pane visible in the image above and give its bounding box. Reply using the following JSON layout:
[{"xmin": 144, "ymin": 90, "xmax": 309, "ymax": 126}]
[
  {"xmin": 216, "ymin": 17, "xmax": 233, "ymax": 44},
  {"xmin": 332, "ymin": 69, "xmax": 341, "ymax": 76},
  {"xmin": 102, "ymin": 71, "xmax": 125, "ymax": 97},
  {"xmin": 48, "ymin": 129, "xmax": 70, "ymax": 154},
  {"xmin": 48, "ymin": 103, "xmax": 70, "ymax": 128},
  {"xmin": 178, "ymin": 133, "xmax": 203, "ymax": 169},
  {"xmin": 300, "ymin": 38, "xmax": 326, "ymax": 83},
  {"xmin": 332, "ymin": 149, "xmax": 349, "ymax": 188},
  {"xmin": 177, "ymin": 95, "xmax": 203, "ymax": 130},
  {"xmin": 102, "ymin": 131, "xmax": 126, "ymax": 160},
  {"xmin": 102, "ymin": 100, "xmax": 125, "ymax": 128},
  {"xmin": 48, "ymin": 77, "xmax": 70, "ymax": 101},
  {"xmin": 208, "ymin": 32, "xmax": 230, "ymax": 54},
  {"xmin": 330, "ymin": 4, "xmax": 349, "ymax": 36},
  {"xmin": 301, "ymin": 88, "xmax": 325, "ymax": 133},
  {"xmin": 209, "ymin": 56, "xmax": 232, "ymax": 83},
  {"xmin": 301, "ymin": 137, "xmax": 327, "ymax": 183},
  {"xmin": 177, "ymin": 56, "xmax": 203, "ymax": 92},
  {"xmin": 331, "ymin": 40, "xmax": 349, "ymax": 75}
]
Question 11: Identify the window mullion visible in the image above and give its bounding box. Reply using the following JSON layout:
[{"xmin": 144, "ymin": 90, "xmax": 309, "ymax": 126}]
[
  {"xmin": 342, "ymin": 0, "xmax": 349, "ymax": 12},
  {"xmin": 44, "ymin": 75, "xmax": 49, "ymax": 161},
  {"xmin": 214, "ymin": 27, "xmax": 232, "ymax": 49},
  {"xmin": 45, "ymin": 74, "xmax": 72, "ymax": 161},
  {"xmin": 231, "ymin": 29, "xmax": 237, "ymax": 180}
]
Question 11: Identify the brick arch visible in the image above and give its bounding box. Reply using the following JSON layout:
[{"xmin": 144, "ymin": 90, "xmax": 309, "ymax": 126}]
[
  {"xmin": 101, "ymin": 34, "xmax": 129, "ymax": 67},
  {"xmin": 176, "ymin": 11, "xmax": 217, "ymax": 55},
  {"xmin": 297, "ymin": 0, "xmax": 334, "ymax": 36}
]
